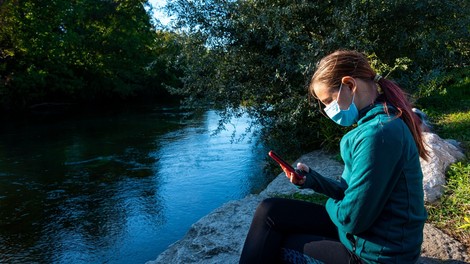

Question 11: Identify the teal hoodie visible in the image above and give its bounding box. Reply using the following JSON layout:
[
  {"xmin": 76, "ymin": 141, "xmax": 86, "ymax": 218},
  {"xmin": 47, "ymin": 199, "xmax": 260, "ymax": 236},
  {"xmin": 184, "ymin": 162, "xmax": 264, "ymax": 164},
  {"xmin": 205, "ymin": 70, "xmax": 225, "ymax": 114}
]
[{"xmin": 304, "ymin": 103, "xmax": 427, "ymax": 263}]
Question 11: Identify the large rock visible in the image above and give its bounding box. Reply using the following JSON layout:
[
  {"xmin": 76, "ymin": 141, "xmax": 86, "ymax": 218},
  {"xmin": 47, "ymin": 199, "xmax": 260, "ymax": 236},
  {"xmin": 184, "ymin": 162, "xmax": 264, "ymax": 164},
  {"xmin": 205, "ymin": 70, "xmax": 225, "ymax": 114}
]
[
  {"xmin": 421, "ymin": 132, "xmax": 466, "ymax": 203},
  {"xmin": 148, "ymin": 149, "xmax": 469, "ymax": 264},
  {"xmin": 149, "ymin": 177, "xmax": 314, "ymax": 263},
  {"xmin": 150, "ymin": 195, "xmax": 263, "ymax": 264}
]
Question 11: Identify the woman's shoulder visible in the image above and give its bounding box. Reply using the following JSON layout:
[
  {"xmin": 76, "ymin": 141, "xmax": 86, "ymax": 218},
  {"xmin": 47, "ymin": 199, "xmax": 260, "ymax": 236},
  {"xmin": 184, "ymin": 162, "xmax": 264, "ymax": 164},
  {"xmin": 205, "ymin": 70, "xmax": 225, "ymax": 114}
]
[
  {"xmin": 359, "ymin": 104, "xmax": 407, "ymax": 129},
  {"xmin": 346, "ymin": 111, "xmax": 407, "ymax": 145}
]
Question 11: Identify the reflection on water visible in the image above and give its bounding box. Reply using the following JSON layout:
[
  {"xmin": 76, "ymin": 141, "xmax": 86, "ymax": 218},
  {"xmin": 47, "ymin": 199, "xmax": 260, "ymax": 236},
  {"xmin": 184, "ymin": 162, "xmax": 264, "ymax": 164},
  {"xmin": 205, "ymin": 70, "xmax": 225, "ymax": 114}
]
[{"xmin": 0, "ymin": 108, "xmax": 273, "ymax": 264}]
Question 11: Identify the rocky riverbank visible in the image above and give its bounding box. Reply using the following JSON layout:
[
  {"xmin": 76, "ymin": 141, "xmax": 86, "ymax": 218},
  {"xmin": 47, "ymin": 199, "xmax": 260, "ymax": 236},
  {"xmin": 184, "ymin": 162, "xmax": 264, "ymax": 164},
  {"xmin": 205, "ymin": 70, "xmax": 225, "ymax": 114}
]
[{"xmin": 148, "ymin": 135, "xmax": 469, "ymax": 264}]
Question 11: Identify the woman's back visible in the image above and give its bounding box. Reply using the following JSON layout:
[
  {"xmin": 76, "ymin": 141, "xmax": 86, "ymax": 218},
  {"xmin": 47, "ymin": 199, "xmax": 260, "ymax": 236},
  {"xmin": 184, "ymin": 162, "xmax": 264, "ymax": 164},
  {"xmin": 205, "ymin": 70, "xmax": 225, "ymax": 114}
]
[{"xmin": 333, "ymin": 103, "xmax": 427, "ymax": 263}]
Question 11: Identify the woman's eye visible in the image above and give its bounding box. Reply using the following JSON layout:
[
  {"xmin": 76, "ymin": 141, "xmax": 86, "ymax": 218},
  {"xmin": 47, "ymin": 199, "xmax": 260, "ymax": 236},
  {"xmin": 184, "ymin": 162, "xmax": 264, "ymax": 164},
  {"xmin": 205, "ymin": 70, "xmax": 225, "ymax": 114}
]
[{"xmin": 323, "ymin": 99, "xmax": 332, "ymax": 106}]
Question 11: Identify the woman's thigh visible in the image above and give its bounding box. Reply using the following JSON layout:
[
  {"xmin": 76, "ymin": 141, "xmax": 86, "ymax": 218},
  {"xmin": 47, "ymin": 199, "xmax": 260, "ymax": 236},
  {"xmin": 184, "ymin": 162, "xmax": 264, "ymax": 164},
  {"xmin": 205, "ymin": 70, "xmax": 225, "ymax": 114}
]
[
  {"xmin": 240, "ymin": 198, "xmax": 340, "ymax": 264},
  {"xmin": 282, "ymin": 234, "xmax": 362, "ymax": 264},
  {"xmin": 254, "ymin": 197, "xmax": 338, "ymax": 238}
]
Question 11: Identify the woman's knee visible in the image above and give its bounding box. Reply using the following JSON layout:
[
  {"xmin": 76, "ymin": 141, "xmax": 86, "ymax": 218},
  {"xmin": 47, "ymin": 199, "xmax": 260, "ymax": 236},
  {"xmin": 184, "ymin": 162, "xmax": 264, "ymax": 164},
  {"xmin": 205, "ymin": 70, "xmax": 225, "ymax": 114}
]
[
  {"xmin": 253, "ymin": 197, "xmax": 292, "ymax": 219},
  {"xmin": 256, "ymin": 197, "xmax": 285, "ymax": 212}
]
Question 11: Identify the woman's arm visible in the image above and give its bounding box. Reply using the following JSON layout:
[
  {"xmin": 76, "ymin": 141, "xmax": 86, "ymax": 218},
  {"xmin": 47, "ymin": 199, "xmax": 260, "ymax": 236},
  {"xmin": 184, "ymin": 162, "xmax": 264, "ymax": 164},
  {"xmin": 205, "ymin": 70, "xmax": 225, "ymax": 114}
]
[
  {"xmin": 300, "ymin": 169, "xmax": 347, "ymax": 200},
  {"xmin": 325, "ymin": 121, "xmax": 406, "ymax": 234}
]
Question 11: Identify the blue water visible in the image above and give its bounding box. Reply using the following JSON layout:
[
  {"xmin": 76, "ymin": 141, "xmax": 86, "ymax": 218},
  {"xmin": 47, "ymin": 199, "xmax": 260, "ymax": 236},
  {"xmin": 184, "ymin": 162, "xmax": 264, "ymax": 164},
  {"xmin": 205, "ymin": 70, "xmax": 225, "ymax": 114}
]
[{"xmin": 0, "ymin": 107, "xmax": 274, "ymax": 263}]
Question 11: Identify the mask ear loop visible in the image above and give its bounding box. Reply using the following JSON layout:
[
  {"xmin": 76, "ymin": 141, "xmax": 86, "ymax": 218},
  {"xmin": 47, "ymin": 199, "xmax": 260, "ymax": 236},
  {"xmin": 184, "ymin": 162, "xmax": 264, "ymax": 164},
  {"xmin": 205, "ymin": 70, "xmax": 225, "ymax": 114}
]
[
  {"xmin": 331, "ymin": 82, "xmax": 355, "ymax": 111},
  {"xmin": 336, "ymin": 82, "xmax": 355, "ymax": 110},
  {"xmin": 342, "ymin": 80, "xmax": 359, "ymax": 110}
]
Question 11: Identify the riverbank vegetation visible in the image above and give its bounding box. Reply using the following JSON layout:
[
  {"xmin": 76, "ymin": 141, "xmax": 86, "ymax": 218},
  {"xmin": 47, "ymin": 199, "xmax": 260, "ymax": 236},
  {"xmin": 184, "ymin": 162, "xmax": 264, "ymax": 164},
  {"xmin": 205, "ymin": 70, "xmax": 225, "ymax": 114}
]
[
  {"xmin": 164, "ymin": 0, "xmax": 469, "ymax": 156},
  {"xmin": 0, "ymin": 0, "xmax": 183, "ymax": 114},
  {"xmin": 417, "ymin": 72, "xmax": 470, "ymax": 246}
]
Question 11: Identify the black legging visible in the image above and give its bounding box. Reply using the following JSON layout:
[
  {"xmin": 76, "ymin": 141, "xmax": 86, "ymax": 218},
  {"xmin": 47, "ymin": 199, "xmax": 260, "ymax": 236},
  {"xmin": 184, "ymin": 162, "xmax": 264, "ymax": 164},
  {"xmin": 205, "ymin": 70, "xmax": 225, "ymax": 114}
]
[{"xmin": 239, "ymin": 198, "xmax": 362, "ymax": 264}]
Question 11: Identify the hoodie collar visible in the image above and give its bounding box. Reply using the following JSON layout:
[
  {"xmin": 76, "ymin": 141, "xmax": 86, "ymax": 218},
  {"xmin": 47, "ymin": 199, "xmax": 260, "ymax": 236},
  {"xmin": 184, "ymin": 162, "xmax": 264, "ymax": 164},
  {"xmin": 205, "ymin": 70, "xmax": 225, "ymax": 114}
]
[{"xmin": 357, "ymin": 103, "xmax": 398, "ymax": 125}]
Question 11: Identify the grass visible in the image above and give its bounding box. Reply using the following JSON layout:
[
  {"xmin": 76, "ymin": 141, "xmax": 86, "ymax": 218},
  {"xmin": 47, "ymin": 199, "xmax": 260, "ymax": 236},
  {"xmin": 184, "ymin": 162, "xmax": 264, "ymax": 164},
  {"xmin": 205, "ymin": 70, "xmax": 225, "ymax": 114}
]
[
  {"xmin": 426, "ymin": 162, "xmax": 470, "ymax": 246},
  {"xmin": 416, "ymin": 70, "xmax": 470, "ymax": 147},
  {"xmin": 416, "ymin": 69, "xmax": 470, "ymax": 247},
  {"xmin": 276, "ymin": 192, "xmax": 329, "ymax": 205}
]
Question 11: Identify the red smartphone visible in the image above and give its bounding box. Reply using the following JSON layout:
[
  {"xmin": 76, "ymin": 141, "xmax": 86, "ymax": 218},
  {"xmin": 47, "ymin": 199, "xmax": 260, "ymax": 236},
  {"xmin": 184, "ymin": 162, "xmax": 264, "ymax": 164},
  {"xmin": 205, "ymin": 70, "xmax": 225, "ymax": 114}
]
[{"xmin": 268, "ymin": 150, "xmax": 304, "ymax": 180}]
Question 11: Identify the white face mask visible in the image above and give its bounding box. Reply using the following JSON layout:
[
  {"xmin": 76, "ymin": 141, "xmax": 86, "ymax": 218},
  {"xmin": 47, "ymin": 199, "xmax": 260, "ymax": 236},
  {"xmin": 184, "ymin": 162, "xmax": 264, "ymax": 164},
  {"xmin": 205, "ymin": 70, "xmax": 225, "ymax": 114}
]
[{"xmin": 324, "ymin": 84, "xmax": 359, "ymax": 126}]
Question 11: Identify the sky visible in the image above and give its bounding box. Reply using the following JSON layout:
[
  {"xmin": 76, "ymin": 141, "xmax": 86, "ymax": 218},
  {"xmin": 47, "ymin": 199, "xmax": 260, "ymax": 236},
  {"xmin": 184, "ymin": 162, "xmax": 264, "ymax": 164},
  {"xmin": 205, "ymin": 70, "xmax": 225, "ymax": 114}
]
[{"xmin": 148, "ymin": 0, "xmax": 172, "ymax": 25}]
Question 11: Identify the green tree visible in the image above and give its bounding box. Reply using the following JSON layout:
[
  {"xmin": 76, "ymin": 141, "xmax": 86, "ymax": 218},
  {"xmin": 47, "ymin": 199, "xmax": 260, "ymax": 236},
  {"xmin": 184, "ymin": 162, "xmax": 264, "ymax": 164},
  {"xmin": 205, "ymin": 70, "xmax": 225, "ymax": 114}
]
[
  {"xmin": 141, "ymin": 30, "xmax": 185, "ymax": 102},
  {"xmin": 0, "ymin": 0, "xmax": 177, "ymax": 111},
  {"xmin": 166, "ymin": 0, "xmax": 469, "ymax": 153}
]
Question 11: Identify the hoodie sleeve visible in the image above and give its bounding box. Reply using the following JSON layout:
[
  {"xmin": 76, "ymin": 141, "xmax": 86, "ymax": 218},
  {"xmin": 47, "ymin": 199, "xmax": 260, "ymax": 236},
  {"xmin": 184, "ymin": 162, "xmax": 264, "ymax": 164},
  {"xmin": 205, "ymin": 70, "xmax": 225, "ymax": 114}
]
[{"xmin": 300, "ymin": 169, "xmax": 347, "ymax": 200}]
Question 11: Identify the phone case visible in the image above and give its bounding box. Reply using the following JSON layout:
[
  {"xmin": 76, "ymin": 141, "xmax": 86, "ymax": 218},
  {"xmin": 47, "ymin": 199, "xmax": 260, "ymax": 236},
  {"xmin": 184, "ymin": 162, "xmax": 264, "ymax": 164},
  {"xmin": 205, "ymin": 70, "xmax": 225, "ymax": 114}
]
[{"xmin": 268, "ymin": 150, "xmax": 304, "ymax": 180}]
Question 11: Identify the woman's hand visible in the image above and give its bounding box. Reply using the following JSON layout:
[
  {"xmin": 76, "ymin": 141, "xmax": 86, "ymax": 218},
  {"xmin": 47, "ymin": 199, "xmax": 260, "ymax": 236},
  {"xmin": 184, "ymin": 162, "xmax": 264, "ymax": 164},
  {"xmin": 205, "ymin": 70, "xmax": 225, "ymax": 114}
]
[{"xmin": 280, "ymin": 162, "xmax": 309, "ymax": 186}]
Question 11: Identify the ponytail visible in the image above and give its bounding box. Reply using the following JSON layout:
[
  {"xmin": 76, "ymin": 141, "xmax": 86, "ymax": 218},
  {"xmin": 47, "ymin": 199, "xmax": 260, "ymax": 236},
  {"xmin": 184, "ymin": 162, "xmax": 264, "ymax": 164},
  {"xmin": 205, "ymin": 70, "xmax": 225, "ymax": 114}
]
[{"xmin": 377, "ymin": 78, "xmax": 429, "ymax": 160}]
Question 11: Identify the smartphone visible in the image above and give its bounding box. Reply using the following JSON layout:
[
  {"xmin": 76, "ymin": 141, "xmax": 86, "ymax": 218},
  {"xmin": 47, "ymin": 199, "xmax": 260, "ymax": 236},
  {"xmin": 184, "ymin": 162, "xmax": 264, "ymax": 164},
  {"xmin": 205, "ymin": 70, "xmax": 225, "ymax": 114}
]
[{"xmin": 268, "ymin": 150, "xmax": 304, "ymax": 180}]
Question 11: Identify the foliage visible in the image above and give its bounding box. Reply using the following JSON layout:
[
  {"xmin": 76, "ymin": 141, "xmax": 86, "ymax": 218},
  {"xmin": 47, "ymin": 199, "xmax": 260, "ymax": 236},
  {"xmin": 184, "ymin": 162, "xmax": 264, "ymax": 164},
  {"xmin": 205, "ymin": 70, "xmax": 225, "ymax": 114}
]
[
  {"xmin": 165, "ymin": 0, "xmax": 469, "ymax": 153},
  {"xmin": 416, "ymin": 68, "xmax": 470, "ymax": 147},
  {"xmin": 459, "ymin": 217, "xmax": 470, "ymax": 230},
  {"xmin": 0, "ymin": 0, "xmax": 181, "ymax": 112},
  {"xmin": 426, "ymin": 161, "xmax": 470, "ymax": 246},
  {"xmin": 418, "ymin": 71, "xmax": 470, "ymax": 246},
  {"xmin": 144, "ymin": 30, "xmax": 185, "ymax": 101}
]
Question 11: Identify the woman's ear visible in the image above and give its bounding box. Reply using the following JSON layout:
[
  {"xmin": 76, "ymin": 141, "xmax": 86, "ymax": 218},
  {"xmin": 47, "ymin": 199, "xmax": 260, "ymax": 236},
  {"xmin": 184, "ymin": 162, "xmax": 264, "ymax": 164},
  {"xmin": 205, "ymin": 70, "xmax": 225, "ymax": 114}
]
[{"xmin": 341, "ymin": 76, "xmax": 356, "ymax": 92}]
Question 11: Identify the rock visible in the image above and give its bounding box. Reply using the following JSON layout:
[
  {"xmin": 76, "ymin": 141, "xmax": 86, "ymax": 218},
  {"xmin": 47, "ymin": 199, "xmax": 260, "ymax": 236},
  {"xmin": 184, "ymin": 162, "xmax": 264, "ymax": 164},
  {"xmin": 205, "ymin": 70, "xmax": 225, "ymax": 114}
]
[
  {"xmin": 148, "ymin": 149, "xmax": 469, "ymax": 264},
  {"xmin": 151, "ymin": 195, "xmax": 263, "ymax": 264},
  {"xmin": 421, "ymin": 132, "xmax": 466, "ymax": 203},
  {"xmin": 419, "ymin": 224, "xmax": 470, "ymax": 263}
]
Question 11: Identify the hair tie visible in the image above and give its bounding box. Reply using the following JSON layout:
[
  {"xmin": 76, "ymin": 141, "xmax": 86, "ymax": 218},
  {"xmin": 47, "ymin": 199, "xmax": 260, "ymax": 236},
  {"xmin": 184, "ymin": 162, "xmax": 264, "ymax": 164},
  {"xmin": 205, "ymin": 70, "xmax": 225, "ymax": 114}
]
[
  {"xmin": 374, "ymin": 74, "xmax": 384, "ymax": 94},
  {"xmin": 374, "ymin": 74, "xmax": 383, "ymax": 83}
]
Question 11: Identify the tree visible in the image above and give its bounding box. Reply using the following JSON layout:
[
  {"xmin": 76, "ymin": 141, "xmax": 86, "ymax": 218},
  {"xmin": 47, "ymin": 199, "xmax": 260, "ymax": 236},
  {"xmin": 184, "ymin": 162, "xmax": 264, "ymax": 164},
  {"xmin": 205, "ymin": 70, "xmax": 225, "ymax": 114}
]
[
  {"xmin": 0, "ymin": 0, "xmax": 176, "ymax": 111},
  {"xmin": 166, "ymin": 0, "xmax": 469, "ymax": 153}
]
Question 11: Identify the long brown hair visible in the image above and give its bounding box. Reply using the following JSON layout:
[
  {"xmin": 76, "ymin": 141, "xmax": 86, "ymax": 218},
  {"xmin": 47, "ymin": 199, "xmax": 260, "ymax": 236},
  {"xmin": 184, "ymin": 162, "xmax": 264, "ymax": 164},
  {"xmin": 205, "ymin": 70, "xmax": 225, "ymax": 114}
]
[{"xmin": 309, "ymin": 50, "xmax": 429, "ymax": 160}]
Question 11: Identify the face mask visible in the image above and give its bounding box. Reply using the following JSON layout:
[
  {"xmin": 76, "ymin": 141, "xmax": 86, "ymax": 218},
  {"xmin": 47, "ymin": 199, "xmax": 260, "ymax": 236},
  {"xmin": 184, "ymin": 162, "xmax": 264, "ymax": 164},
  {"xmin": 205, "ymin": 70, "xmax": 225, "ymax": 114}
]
[{"xmin": 324, "ymin": 84, "xmax": 359, "ymax": 126}]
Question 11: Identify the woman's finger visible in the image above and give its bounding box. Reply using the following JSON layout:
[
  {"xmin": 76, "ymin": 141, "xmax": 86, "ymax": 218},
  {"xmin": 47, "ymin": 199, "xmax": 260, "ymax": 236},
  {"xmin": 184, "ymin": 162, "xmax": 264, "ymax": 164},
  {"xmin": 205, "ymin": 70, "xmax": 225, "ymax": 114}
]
[{"xmin": 296, "ymin": 162, "xmax": 310, "ymax": 173}]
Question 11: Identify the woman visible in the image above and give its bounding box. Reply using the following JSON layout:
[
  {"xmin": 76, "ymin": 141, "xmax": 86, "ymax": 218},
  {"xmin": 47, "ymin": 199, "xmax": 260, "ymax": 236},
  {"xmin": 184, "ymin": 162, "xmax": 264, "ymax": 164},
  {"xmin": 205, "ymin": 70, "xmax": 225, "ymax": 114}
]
[{"xmin": 239, "ymin": 50, "xmax": 428, "ymax": 264}]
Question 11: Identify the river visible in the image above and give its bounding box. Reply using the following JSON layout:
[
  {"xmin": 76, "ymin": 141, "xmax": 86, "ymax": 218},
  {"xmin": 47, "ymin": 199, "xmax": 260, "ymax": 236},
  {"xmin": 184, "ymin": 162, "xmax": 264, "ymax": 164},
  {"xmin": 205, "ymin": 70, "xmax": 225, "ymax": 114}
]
[{"xmin": 0, "ymin": 107, "xmax": 275, "ymax": 264}]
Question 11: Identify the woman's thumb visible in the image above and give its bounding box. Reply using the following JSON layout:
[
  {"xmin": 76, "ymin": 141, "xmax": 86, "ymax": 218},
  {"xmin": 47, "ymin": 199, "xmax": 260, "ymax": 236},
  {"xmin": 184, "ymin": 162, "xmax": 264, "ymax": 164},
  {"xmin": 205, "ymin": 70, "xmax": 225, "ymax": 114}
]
[{"xmin": 296, "ymin": 163, "xmax": 310, "ymax": 173}]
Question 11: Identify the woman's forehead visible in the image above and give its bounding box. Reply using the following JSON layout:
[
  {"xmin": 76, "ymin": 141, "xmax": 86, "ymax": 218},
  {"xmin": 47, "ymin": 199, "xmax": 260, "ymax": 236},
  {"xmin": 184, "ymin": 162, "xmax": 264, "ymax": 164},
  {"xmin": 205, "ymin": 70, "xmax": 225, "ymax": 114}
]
[
  {"xmin": 313, "ymin": 82, "xmax": 333, "ymax": 101},
  {"xmin": 313, "ymin": 81, "xmax": 344, "ymax": 107}
]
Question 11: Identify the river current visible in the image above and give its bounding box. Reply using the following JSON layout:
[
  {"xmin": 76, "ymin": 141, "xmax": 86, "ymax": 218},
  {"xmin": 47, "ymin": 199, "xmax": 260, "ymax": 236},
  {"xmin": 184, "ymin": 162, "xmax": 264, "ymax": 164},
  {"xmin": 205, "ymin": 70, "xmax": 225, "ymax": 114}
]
[{"xmin": 0, "ymin": 107, "xmax": 274, "ymax": 263}]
